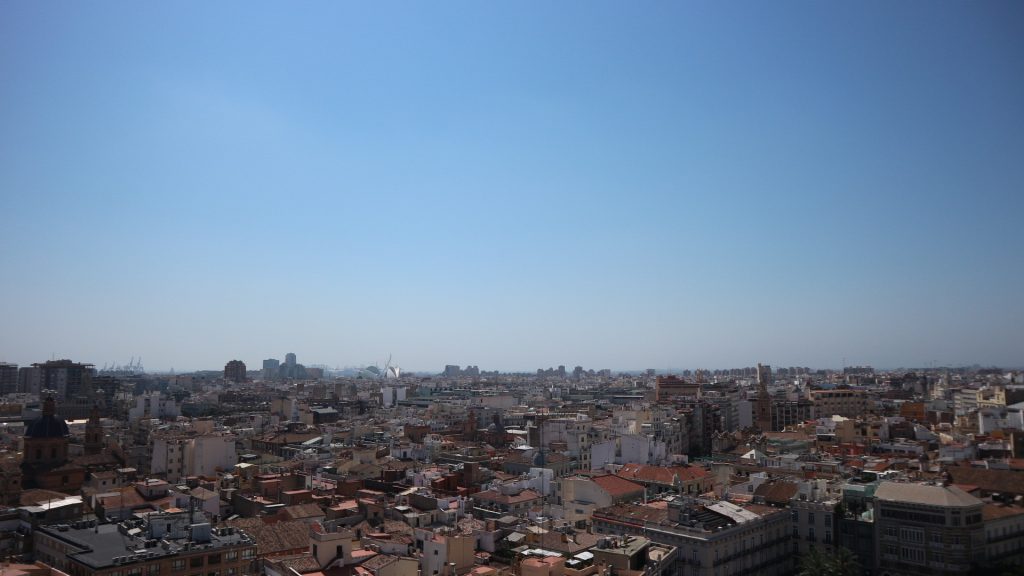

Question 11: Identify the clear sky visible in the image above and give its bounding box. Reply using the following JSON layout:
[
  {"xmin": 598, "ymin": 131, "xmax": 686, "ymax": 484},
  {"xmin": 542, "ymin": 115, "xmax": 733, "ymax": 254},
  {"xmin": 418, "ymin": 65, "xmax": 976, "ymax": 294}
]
[{"xmin": 1, "ymin": 2, "xmax": 1022, "ymax": 373}]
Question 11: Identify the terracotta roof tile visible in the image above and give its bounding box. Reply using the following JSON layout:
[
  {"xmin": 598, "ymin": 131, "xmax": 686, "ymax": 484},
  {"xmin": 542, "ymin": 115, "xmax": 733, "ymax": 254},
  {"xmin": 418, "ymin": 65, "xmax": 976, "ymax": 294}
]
[{"xmin": 591, "ymin": 475, "xmax": 645, "ymax": 499}]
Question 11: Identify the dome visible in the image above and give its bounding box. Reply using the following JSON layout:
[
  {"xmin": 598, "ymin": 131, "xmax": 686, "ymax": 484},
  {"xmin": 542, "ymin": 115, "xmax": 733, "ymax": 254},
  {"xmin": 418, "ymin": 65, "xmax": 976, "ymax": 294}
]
[
  {"xmin": 25, "ymin": 396, "xmax": 70, "ymax": 439},
  {"xmin": 26, "ymin": 414, "xmax": 70, "ymax": 438},
  {"xmin": 532, "ymin": 450, "xmax": 545, "ymax": 467}
]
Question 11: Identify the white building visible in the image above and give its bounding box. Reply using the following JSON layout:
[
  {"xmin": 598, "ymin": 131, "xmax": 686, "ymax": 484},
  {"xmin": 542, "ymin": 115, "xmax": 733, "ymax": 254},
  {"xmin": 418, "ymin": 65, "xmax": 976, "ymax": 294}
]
[
  {"xmin": 128, "ymin": 392, "xmax": 180, "ymax": 422},
  {"xmin": 152, "ymin": 433, "xmax": 237, "ymax": 483}
]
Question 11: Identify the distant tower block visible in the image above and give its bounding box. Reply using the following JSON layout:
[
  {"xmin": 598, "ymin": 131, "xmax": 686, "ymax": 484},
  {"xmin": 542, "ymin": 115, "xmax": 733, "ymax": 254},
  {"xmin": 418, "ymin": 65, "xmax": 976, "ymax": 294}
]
[{"xmin": 755, "ymin": 363, "xmax": 773, "ymax": 432}]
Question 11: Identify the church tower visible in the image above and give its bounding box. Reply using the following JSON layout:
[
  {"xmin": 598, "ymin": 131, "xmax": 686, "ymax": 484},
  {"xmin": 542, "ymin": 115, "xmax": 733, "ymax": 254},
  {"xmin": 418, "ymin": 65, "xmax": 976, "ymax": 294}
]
[
  {"xmin": 22, "ymin": 394, "xmax": 84, "ymax": 492},
  {"xmin": 85, "ymin": 404, "xmax": 103, "ymax": 455}
]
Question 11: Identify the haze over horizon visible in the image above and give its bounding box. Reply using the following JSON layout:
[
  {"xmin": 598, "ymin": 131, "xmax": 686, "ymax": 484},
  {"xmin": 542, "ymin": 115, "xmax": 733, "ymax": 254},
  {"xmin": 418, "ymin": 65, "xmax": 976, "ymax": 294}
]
[{"xmin": 2, "ymin": 2, "xmax": 1022, "ymax": 373}]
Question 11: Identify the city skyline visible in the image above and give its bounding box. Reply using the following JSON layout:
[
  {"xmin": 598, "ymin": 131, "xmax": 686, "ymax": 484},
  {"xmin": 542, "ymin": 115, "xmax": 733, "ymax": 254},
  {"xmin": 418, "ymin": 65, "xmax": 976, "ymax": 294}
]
[
  {"xmin": 0, "ymin": 353, "xmax": 1015, "ymax": 376},
  {"xmin": 2, "ymin": 2, "xmax": 1022, "ymax": 371}
]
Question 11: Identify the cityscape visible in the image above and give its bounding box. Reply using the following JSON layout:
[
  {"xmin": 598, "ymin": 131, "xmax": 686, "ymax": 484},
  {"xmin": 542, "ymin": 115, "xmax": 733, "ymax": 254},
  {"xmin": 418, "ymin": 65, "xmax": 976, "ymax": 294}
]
[
  {"xmin": 2, "ymin": 2, "xmax": 1023, "ymax": 576},
  {"xmin": 0, "ymin": 357, "xmax": 1022, "ymax": 576}
]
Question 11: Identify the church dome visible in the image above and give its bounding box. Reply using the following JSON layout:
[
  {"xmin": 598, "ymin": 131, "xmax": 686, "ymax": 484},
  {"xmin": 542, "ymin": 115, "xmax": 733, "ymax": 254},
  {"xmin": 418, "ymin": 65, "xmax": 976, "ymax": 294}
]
[{"xmin": 25, "ymin": 396, "xmax": 69, "ymax": 439}]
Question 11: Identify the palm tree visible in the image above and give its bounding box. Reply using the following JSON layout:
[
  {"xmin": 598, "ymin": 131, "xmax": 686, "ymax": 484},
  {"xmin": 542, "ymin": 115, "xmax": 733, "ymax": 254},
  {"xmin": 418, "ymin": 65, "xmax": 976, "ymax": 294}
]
[{"xmin": 798, "ymin": 546, "xmax": 861, "ymax": 576}]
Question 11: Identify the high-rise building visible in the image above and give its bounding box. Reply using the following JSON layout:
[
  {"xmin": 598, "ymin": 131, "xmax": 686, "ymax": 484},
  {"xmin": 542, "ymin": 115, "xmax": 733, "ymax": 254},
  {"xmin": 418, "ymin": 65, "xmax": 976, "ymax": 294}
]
[
  {"xmin": 755, "ymin": 363, "xmax": 773, "ymax": 432},
  {"xmin": 224, "ymin": 360, "xmax": 247, "ymax": 383},
  {"xmin": 18, "ymin": 365, "xmax": 41, "ymax": 395},
  {"xmin": 32, "ymin": 359, "xmax": 94, "ymax": 400},
  {"xmin": 0, "ymin": 363, "xmax": 18, "ymax": 395},
  {"xmin": 285, "ymin": 352, "xmax": 297, "ymax": 367},
  {"xmin": 262, "ymin": 358, "xmax": 280, "ymax": 380}
]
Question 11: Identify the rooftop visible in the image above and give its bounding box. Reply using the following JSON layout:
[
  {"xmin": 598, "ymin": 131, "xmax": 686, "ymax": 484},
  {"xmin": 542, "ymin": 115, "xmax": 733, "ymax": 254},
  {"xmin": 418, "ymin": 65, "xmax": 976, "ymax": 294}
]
[
  {"xmin": 874, "ymin": 482, "xmax": 982, "ymax": 508},
  {"xmin": 37, "ymin": 518, "xmax": 254, "ymax": 570}
]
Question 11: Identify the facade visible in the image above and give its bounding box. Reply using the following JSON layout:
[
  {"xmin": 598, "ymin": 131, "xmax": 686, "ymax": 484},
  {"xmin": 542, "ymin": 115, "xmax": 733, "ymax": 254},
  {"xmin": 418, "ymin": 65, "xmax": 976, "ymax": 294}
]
[
  {"xmin": 771, "ymin": 399, "xmax": 814, "ymax": 432},
  {"xmin": 982, "ymin": 504, "xmax": 1024, "ymax": 568},
  {"xmin": 656, "ymin": 376, "xmax": 700, "ymax": 402},
  {"xmin": 810, "ymin": 388, "xmax": 870, "ymax": 419},
  {"xmin": 224, "ymin": 360, "xmax": 247, "ymax": 383},
  {"xmin": 873, "ymin": 482, "xmax": 985, "ymax": 576},
  {"xmin": 262, "ymin": 358, "xmax": 280, "ymax": 380},
  {"xmin": 33, "ymin": 360, "xmax": 94, "ymax": 400},
  {"xmin": 152, "ymin": 432, "xmax": 237, "ymax": 483},
  {"xmin": 127, "ymin": 391, "xmax": 180, "ymax": 421},
  {"xmin": 0, "ymin": 362, "xmax": 18, "ymax": 395},
  {"xmin": 755, "ymin": 364, "xmax": 772, "ymax": 432},
  {"xmin": 593, "ymin": 497, "xmax": 792, "ymax": 576},
  {"xmin": 789, "ymin": 480, "xmax": 839, "ymax": 555},
  {"xmin": 560, "ymin": 474, "xmax": 645, "ymax": 527}
]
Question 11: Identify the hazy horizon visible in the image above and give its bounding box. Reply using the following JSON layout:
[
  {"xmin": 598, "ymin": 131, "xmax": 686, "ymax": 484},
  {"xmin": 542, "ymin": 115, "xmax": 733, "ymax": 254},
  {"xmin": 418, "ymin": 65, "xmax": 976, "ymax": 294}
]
[{"xmin": 2, "ymin": 2, "xmax": 1022, "ymax": 372}]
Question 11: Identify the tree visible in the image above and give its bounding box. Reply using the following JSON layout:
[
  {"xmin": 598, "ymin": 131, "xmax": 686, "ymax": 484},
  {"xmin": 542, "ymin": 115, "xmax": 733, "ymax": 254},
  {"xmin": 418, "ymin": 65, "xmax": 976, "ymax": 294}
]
[{"xmin": 798, "ymin": 546, "xmax": 861, "ymax": 576}]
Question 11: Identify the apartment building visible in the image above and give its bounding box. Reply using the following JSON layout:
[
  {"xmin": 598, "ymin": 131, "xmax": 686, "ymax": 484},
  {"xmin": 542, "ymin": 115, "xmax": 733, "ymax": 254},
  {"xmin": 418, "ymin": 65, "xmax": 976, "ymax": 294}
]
[
  {"xmin": 873, "ymin": 482, "xmax": 985, "ymax": 576},
  {"xmin": 593, "ymin": 497, "xmax": 792, "ymax": 576},
  {"xmin": 810, "ymin": 388, "xmax": 870, "ymax": 419},
  {"xmin": 34, "ymin": 512, "xmax": 256, "ymax": 576}
]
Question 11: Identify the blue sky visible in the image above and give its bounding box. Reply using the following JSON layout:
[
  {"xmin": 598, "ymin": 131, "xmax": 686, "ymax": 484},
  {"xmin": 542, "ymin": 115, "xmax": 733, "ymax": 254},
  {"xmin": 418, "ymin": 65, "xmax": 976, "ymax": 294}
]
[{"xmin": 1, "ymin": 2, "xmax": 1022, "ymax": 372}]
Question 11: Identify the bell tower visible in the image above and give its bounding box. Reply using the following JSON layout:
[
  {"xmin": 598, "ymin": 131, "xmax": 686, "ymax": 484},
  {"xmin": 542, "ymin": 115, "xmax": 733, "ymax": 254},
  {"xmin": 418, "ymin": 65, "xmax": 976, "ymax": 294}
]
[{"xmin": 85, "ymin": 404, "xmax": 103, "ymax": 455}]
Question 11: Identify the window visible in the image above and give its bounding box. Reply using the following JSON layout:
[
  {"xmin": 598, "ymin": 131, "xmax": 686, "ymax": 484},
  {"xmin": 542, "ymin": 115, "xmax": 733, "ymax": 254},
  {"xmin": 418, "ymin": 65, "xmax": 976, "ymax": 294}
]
[
  {"xmin": 191, "ymin": 557, "xmax": 204, "ymax": 568},
  {"xmin": 148, "ymin": 566, "xmax": 160, "ymax": 576},
  {"xmin": 807, "ymin": 512, "xmax": 815, "ymax": 524},
  {"xmin": 209, "ymin": 554, "xmax": 221, "ymax": 565},
  {"xmin": 241, "ymin": 549, "xmax": 254, "ymax": 560},
  {"xmin": 900, "ymin": 528, "xmax": 925, "ymax": 544},
  {"xmin": 225, "ymin": 551, "xmax": 238, "ymax": 561},
  {"xmin": 808, "ymin": 527, "xmax": 815, "ymax": 542},
  {"xmin": 172, "ymin": 560, "xmax": 186, "ymax": 571}
]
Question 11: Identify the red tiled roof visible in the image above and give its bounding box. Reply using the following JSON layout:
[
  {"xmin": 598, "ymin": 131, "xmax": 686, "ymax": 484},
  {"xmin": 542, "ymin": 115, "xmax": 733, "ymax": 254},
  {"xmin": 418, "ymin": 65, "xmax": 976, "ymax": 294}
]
[
  {"xmin": 591, "ymin": 475, "xmax": 645, "ymax": 498},
  {"xmin": 280, "ymin": 503, "xmax": 326, "ymax": 520},
  {"xmin": 474, "ymin": 488, "xmax": 542, "ymax": 504},
  {"xmin": 616, "ymin": 464, "xmax": 709, "ymax": 486}
]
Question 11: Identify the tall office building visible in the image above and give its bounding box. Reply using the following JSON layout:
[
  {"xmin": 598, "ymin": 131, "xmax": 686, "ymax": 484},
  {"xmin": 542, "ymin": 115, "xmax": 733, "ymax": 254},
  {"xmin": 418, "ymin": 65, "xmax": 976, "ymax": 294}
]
[{"xmin": 285, "ymin": 353, "xmax": 297, "ymax": 368}]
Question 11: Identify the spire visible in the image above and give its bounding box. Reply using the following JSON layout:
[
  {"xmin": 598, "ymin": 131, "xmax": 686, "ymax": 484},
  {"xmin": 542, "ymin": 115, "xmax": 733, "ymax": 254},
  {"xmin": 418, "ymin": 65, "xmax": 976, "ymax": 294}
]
[{"xmin": 43, "ymin": 395, "xmax": 56, "ymax": 417}]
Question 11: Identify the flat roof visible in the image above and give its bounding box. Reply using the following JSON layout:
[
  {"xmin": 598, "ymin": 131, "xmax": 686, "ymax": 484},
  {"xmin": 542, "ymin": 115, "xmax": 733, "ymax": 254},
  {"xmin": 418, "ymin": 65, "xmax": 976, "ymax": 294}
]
[
  {"xmin": 38, "ymin": 520, "xmax": 254, "ymax": 570},
  {"xmin": 874, "ymin": 482, "xmax": 982, "ymax": 508}
]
